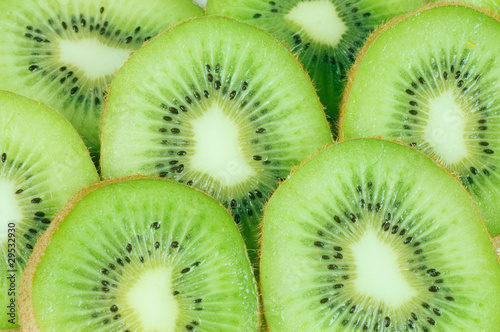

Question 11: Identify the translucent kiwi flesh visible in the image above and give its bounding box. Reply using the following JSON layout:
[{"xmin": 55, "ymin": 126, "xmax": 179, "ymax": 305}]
[
  {"xmin": 0, "ymin": 90, "xmax": 98, "ymax": 329},
  {"xmin": 340, "ymin": 4, "xmax": 500, "ymax": 236},
  {"xmin": 0, "ymin": 0, "xmax": 203, "ymax": 160},
  {"xmin": 100, "ymin": 16, "xmax": 333, "ymax": 268},
  {"xmin": 260, "ymin": 138, "xmax": 500, "ymax": 331},
  {"xmin": 19, "ymin": 178, "xmax": 259, "ymax": 331},
  {"xmin": 206, "ymin": 0, "xmax": 424, "ymax": 129}
]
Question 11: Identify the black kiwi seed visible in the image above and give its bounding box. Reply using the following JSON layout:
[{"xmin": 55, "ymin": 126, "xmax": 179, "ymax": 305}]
[{"xmin": 428, "ymin": 286, "xmax": 439, "ymax": 292}]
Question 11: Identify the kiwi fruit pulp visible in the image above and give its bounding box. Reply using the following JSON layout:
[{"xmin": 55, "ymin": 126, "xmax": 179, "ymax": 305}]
[
  {"xmin": 206, "ymin": 0, "xmax": 424, "ymax": 129},
  {"xmin": 0, "ymin": 0, "xmax": 204, "ymax": 161},
  {"xmin": 260, "ymin": 138, "xmax": 500, "ymax": 331},
  {"xmin": 340, "ymin": 4, "xmax": 500, "ymax": 237},
  {"xmin": 19, "ymin": 178, "xmax": 259, "ymax": 331},
  {"xmin": 100, "ymin": 16, "xmax": 333, "ymax": 267},
  {"xmin": 0, "ymin": 90, "xmax": 99, "ymax": 329},
  {"xmin": 426, "ymin": 0, "xmax": 500, "ymax": 13}
]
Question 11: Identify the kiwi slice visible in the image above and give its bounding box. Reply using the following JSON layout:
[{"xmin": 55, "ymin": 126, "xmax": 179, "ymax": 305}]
[
  {"xmin": 100, "ymin": 16, "xmax": 333, "ymax": 267},
  {"xmin": 19, "ymin": 178, "xmax": 259, "ymax": 331},
  {"xmin": 205, "ymin": 0, "xmax": 424, "ymax": 128},
  {"xmin": 340, "ymin": 4, "xmax": 500, "ymax": 236},
  {"xmin": 427, "ymin": 0, "xmax": 500, "ymax": 12},
  {"xmin": 0, "ymin": 90, "xmax": 99, "ymax": 329},
  {"xmin": 0, "ymin": 0, "xmax": 204, "ymax": 160},
  {"xmin": 260, "ymin": 138, "xmax": 500, "ymax": 331}
]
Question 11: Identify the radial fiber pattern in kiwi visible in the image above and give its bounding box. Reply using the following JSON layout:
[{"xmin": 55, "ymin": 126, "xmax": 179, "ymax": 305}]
[
  {"xmin": 206, "ymin": 0, "xmax": 423, "ymax": 126},
  {"xmin": 28, "ymin": 179, "xmax": 258, "ymax": 331},
  {"xmin": 0, "ymin": 90, "xmax": 98, "ymax": 329},
  {"xmin": 260, "ymin": 138, "xmax": 500, "ymax": 331},
  {"xmin": 341, "ymin": 4, "xmax": 500, "ymax": 235},
  {"xmin": 0, "ymin": 0, "xmax": 203, "ymax": 156},
  {"xmin": 101, "ymin": 16, "xmax": 333, "ymax": 266},
  {"xmin": 388, "ymin": 47, "xmax": 500, "ymax": 192}
]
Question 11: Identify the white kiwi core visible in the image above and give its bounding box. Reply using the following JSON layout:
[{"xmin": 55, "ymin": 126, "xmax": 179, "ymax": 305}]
[
  {"xmin": 0, "ymin": 177, "xmax": 22, "ymax": 245},
  {"xmin": 423, "ymin": 90, "xmax": 468, "ymax": 164},
  {"xmin": 57, "ymin": 38, "xmax": 131, "ymax": 79},
  {"xmin": 285, "ymin": 0, "xmax": 347, "ymax": 47},
  {"xmin": 123, "ymin": 267, "xmax": 179, "ymax": 331},
  {"xmin": 190, "ymin": 103, "xmax": 255, "ymax": 187},
  {"xmin": 351, "ymin": 229, "xmax": 417, "ymax": 309}
]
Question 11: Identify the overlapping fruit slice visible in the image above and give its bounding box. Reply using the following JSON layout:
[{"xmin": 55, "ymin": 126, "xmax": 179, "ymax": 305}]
[{"xmin": 261, "ymin": 138, "xmax": 500, "ymax": 331}]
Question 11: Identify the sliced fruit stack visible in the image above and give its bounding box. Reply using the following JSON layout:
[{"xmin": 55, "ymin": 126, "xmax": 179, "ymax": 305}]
[{"xmin": 0, "ymin": 0, "xmax": 499, "ymax": 331}]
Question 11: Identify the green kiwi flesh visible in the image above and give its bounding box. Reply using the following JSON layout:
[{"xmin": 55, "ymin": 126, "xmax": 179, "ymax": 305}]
[
  {"xmin": 100, "ymin": 16, "xmax": 333, "ymax": 267},
  {"xmin": 22, "ymin": 178, "xmax": 259, "ymax": 331},
  {"xmin": 0, "ymin": 0, "xmax": 204, "ymax": 160},
  {"xmin": 0, "ymin": 90, "xmax": 99, "ymax": 329},
  {"xmin": 426, "ymin": 0, "xmax": 500, "ymax": 13},
  {"xmin": 206, "ymin": 0, "xmax": 424, "ymax": 129},
  {"xmin": 341, "ymin": 4, "xmax": 500, "ymax": 236},
  {"xmin": 260, "ymin": 138, "xmax": 500, "ymax": 331}
]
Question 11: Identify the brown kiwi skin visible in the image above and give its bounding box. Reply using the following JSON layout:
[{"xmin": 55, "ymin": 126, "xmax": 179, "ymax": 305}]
[
  {"xmin": 337, "ymin": 1, "xmax": 500, "ymax": 137},
  {"xmin": 258, "ymin": 137, "xmax": 499, "ymax": 329},
  {"xmin": 19, "ymin": 175, "xmax": 258, "ymax": 331}
]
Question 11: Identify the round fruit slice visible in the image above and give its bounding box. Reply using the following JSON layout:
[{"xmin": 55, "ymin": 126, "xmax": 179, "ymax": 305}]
[
  {"xmin": 19, "ymin": 178, "xmax": 259, "ymax": 331},
  {"xmin": 0, "ymin": 0, "xmax": 204, "ymax": 160},
  {"xmin": 100, "ymin": 16, "xmax": 333, "ymax": 267},
  {"xmin": 206, "ymin": 0, "xmax": 424, "ymax": 128},
  {"xmin": 0, "ymin": 90, "xmax": 99, "ymax": 330},
  {"xmin": 340, "ymin": 4, "xmax": 500, "ymax": 236},
  {"xmin": 260, "ymin": 138, "xmax": 500, "ymax": 331}
]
